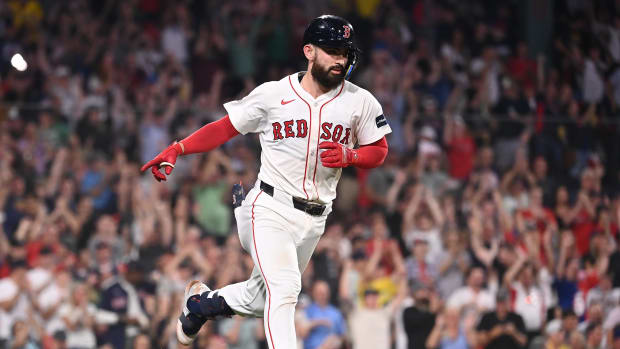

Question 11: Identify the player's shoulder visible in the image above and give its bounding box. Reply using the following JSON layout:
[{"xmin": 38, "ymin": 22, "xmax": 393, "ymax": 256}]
[
  {"xmin": 246, "ymin": 75, "xmax": 292, "ymax": 98},
  {"xmin": 252, "ymin": 79, "xmax": 283, "ymax": 94}
]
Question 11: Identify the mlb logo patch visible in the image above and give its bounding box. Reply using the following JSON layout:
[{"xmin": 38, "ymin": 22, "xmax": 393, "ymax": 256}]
[{"xmin": 375, "ymin": 114, "xmax": 388, "ymax": 128}]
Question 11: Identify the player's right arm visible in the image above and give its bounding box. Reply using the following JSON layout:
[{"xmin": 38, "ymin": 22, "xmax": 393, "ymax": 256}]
[
  {"xmin": 140, "ymin": 115, "xmax": 240, "ymax": 181},
  {"xmin": 141, "ymin": 82, "xmax": 272, "ymax": 181}
]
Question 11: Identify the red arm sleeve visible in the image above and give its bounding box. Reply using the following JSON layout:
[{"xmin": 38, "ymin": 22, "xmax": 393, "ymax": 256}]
[
  {"xmin": 352, "ymin": 137, "xmax": 388, "ymax": 169},
  {"xmin": 178, "ymin": 115, "xmax": 240, "ymax": 155}
]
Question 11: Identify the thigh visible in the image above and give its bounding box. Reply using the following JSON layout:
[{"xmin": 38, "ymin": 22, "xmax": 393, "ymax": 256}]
[
  {"xmin": 249, "ymin": 198, "xmax": 301, "ymax": 291},
  {"xmin": 297, "ymin": 216, "xmax": 328, "ymax": 274}
]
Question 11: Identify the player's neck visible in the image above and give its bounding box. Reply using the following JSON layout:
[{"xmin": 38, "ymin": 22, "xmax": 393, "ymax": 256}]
[{"xmin": 300, "ymin": 71, "xmax": 332, "ymax": 99}]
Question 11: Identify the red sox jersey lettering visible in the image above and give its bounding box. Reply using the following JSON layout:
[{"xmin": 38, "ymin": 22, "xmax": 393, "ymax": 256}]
[
  {"xmin": 224, "ymin": 72, "xmax": 391, "ymax": 203},
  {"xmin": 271, "ymin": 120, "xmax": 350, "ymax": 144}
]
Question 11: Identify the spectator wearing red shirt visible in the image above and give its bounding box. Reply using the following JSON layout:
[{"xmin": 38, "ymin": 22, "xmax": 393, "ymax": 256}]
[
  {"xmin": 515, "ymin": 187, "xmax": 557, "ymax": 267},
  {"xmin": 507, "ymin": 42, "xmax": 537, "ymax": 90},
  {"xmin": 443, "ymin": 114, "xmax": 476, "ymax": 181},
  {"xmin": 572, "ymin": 169, "xmax": 603, "ymax": 256}
]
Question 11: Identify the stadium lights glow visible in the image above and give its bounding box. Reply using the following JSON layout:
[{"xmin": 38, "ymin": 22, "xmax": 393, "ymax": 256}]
[{"xmin": 11, "ymin": 53, "xmax": 28, "ymax": 72}]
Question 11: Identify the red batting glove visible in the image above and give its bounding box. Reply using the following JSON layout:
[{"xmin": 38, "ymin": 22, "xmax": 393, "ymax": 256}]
[
  {"xmin": 140, "ymin": 142, "xmax": 184, "ymax": 182},
  {"xmin": 319, "ymin": 141, "xmax": 358, "ymax": 168}
]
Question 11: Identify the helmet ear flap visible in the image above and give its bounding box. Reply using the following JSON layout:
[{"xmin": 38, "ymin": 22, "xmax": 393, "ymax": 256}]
[{"xmin": 345, "ymin": 48, "xmax": 359, "ymax": 80}]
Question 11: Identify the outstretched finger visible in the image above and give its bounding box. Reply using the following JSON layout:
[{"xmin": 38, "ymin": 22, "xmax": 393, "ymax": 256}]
[{"xmin": 141, "ymin": 159, "xmax": 160, "ymax": 172}]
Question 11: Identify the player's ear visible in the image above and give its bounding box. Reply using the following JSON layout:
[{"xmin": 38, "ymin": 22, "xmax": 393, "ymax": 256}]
[{"xmin": 303, "ymin": 44, "xmax": 315, "ymax": 61}]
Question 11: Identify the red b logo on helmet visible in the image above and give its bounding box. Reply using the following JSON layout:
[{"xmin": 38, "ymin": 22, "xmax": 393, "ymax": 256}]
[{"xmin": 343, "ymin": 25, "xmax": 351, "ymax": 38}]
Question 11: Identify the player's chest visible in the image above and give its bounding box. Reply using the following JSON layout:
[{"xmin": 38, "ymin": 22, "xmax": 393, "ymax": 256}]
[{"xmin": 265, "ymin": 98, "xmax": 355, "ymax": 145}]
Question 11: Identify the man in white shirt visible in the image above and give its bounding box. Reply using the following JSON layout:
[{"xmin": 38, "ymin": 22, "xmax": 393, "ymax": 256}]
[
  {"xmin": 503, "ymin": 257, "xmax": 547, "ymax": 338},
  {"xmin": 0, "ymin": 261, "xmax": 30, "ymax": 346},
  {"xmin": 446, "ymin": 266, "xmax": 495, "ymax": 312}
]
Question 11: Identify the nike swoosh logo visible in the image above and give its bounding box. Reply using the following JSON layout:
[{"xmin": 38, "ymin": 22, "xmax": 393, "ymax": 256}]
[{"xmin": 281, "ymin": 99, "xmax": 295, "ymax": 105}]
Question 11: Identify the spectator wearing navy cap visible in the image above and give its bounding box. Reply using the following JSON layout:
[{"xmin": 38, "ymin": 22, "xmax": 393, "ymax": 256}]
[
  {"xmin": 403, "ymin": 282, "xmax": 440, "ymax": 349},
  {"xmin": 476, "ymin": 287, "xmax": 527, "ymax": 349},
  {"xmin": 612, "ymin": 324, "xmax": 620, "ymax": 349}
]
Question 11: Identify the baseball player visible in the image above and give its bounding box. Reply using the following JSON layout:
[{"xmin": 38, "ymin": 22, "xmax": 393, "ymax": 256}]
[{"xmin": 141, "ymin": 15, "xmax": 392, "ymax": 348}]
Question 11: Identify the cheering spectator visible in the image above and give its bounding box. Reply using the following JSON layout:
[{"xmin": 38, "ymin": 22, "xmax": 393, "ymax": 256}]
[
  {"xmin": 443, "ymin": 114, "xmax": 476, "ymax": 182},
  {"xmin": 554, "ymin": 233, "xmax": 580, "ymax": 311},
  {"xmin": 585, "ymin": 322, "xmax": 604, "ymax": 349},
  {"xmin": 405, "ymin": 238, "xmax": 438, "ymax": 289},
  {"xmin": 503, "ymin": 250, "xmax": 548, "ymax": 340},
  {"xmin": 426, "ymin": 307, "xmax": 477, "ymax": 349},
  {"xmin": 476, "ymin": 288, "xmax": 527, "ymax": 349},
  {"xmin": 300, "ymin": 280, "xmax": 346, "ymax": 349},
  {"xmin": 2, "ymin": 1, "xmax": 620, "ymax": 348},
  {"xmin": 402, "ymin": 185, "xmax": 444, "ymax": 262},
  {"xmin": 402, "ymin": 283, "xmax": 441, "ymax": 349},
  {"xmin": 0, "ymin": 261, "xmax": 29, "ymax": 347},
  {"xmin": 218, "ymin": 317, "xmax": 263, "ymax": 349},
  {"xmin": 436, "ymin": 230, "xmax": 470, "ymax": 299},
  {"xmin": 446, "ymin": 266, "xmax": 495, "ymax": 313},
  {"xmin": 348, "ymin": 274, "xmax": 405, "ymax": 349}
]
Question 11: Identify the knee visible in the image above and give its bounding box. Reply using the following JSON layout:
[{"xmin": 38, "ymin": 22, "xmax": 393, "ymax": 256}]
[{"xmin": 268, "ymin": 277, "xmax": 301, "ymax": 305}]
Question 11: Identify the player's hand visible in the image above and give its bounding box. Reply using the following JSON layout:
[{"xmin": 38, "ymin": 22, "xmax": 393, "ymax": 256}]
[
  {"xmin": 140, "ymin": 142, "xmax": 183, "ymax": 182},
  {"xmin": 319, "ymin": 141, "xmax": 356, "ymax": 168}
]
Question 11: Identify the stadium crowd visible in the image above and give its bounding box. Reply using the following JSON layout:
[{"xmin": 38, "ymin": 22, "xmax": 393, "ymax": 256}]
[{"xmin": 2, "ymin": 0, "xmax": 620, "ymax": 348}]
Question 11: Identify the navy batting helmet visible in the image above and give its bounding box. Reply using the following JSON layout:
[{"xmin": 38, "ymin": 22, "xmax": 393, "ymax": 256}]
[{"xmin": 303, "ymin": 15, "xmax": 360, "ymax": 80}]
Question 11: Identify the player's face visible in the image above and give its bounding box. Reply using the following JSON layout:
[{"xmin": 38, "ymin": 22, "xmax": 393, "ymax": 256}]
[{"xmin": 310, "ymin": 45, "xmax": 348, "ymax": 89}]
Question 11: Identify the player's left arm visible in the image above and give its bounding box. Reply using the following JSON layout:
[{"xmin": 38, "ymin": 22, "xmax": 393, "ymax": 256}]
[
  {"xmin": 319, "ymin": 90, "xmax": 391, "ymax": 169},
  {"xmin": 318, "ymin": 136, "xmax": 388, "ymax": 169}
]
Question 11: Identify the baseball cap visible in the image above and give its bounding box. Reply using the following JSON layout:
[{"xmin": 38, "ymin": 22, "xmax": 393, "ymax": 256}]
[
  {"xmin": 411, "ymin": 281, "xmax": 431, "ymax": 293},
  {"xmin": 55, "ymin": 66, "xmax": 69, "ymax": 77},
  {"xmin": 10, "ymin": 259, "xmax": 28, "ymax": 270},
  {"xmin": 53, "ymin": 330, "xmax": 67, "ymax": 342},
  {"xmin": 127, "ymin": 260, "xmax": 146, "ymax": 273},
  {"xmin": 496, "ymin": 287, "xmax": 511, "ymax": 302},
  {"xmin": 614, "ymin": 324, "xmax": 620, "ymax": 339},
  {"xmin": 179, "ymin": 258, "xmax": 193, "ymax": 269},
  {"xmin": 95, "ymin": 241, "xmax": 110, "ymax": 250},
  {"xmin": 364, "ymin": 288, "xmax": 380, "ymax": 296},
  {"xmin": 39, "ymin": 246, "xmax": 54, "ymax": 255},
  {"xmin": 562, "ymin": 308, "xmax": 577, "ymax": 318},
  {"xmin": 420, "ymin": 126, "xmax": 436, "ymax": 140},
  {"xmin": 545, "ymin": 320, "xmax": 562, "ymax": 335},
  {"xmin": 351, "ymin": 250, "xmax": 366, "ymax": 261}
]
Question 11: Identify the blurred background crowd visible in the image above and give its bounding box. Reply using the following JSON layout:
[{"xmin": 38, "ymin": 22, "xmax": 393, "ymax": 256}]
[{"xmin": 2, "ymin": 0, "xmax": 620, "ymax": 348}]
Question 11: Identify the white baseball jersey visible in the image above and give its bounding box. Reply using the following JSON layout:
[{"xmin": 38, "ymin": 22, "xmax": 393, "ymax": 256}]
[{"xmin": 224, "ymin": 72, "xmax": 392, "ymax": 203}]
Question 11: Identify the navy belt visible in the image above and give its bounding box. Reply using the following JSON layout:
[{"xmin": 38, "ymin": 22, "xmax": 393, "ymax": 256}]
[{"xmin": 259, "ymin": 181, "xmax": 326, "ymax": 216}]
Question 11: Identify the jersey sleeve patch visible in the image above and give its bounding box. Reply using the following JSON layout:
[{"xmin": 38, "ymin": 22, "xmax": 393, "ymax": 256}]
[{"xmin": 375, "ymin": 114, "xmax": 388, "ymax": 128}]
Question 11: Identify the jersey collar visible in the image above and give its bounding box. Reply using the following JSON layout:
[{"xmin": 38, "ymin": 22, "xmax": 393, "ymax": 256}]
[{"xmin": 291, "ymin": 72, "xmax": 344, "ymax": 103}]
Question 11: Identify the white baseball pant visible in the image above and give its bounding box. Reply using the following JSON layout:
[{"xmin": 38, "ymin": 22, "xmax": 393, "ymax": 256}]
[{"xmin": 218, "ymin": 180, "xmax": 330, "ymax": 349}]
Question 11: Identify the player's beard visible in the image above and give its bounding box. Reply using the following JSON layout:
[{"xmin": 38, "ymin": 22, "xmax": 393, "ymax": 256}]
[{"xmin": 311, "ymin": 60, "xmax": 346, "ymax": 90}]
